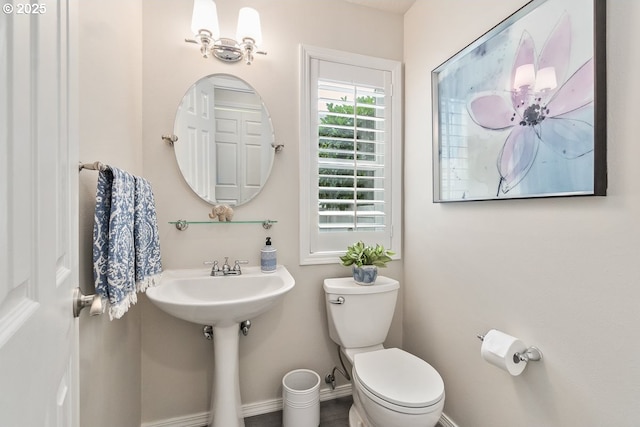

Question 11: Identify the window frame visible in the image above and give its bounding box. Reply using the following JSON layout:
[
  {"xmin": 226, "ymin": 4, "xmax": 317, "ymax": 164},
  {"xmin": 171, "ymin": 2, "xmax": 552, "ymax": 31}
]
[{"xmin": 299, "ymin": 45, "xmax": 402, "ymax": 265}]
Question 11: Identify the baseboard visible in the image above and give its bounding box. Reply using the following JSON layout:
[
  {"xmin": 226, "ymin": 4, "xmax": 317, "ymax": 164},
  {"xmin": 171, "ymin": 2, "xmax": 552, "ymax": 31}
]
[
  {"xmin": 141, "ymin": 384, "xmax": 353, "ymax": 427},
  {"xmin": 140, "ymin": 411, "xmax": 209, "ymax": 427},
  {"xmin": 321, "ymin": 383, "xmax": 353, "ymax": 401},
  {"xmin": 439, "ymin": 412, "xmax": 460, "ymax": 427}
]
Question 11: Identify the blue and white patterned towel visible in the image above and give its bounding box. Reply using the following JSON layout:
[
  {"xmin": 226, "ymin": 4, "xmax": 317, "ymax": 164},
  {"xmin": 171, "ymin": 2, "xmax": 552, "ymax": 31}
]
[
  {"xmin": 93, "ymin": 166, "xmax": 162, "ymax": 320},
  {"xmin": 133, "ymin": 176, "xmax": 162, "ymax": 291}
]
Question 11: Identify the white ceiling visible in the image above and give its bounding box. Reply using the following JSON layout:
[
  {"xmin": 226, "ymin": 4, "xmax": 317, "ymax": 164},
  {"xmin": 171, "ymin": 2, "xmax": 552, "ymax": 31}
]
[{"xmin": 343, "ymin": 0, "xmax": 416, "ymax": 15}]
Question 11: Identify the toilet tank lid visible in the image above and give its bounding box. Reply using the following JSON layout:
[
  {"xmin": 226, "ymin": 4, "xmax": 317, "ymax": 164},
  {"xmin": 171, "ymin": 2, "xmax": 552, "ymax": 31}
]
[
  {"xmin": 323, "ymin": 276, "xmax": 399, "ymax": 294},
  {"xmin": 354, "ymin": 348, "xmax": 444, "ymax": 408}
]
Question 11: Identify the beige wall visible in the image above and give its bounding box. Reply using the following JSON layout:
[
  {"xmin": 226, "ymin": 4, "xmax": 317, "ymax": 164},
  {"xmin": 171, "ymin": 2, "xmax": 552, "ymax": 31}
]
[
  {"xmin": 77, "ymin": 0, "xmax": 404, "ymax": 424},
  {"xmin": 76, "ymin": 1, "xmax": 640, "ymax": 426},
  {"xmin": 139, "ymin": 0, "xmax": 404, "ymax": 423},
  {"xmin": 78, "ymin": 1, "xmax": 143, "ymax": 427},
  {"xmin": 404, "ymin": 1, "xmax": 640, "ymax": 426}
]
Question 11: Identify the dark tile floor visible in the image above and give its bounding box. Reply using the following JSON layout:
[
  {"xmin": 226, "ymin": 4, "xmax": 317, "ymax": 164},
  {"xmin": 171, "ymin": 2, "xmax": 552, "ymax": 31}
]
[
  {"xmin": 244, "ymin": 396, "xmax": 445, "ymax": 427},
  {"xmin": 244, "ymin": 396, "xmax": 352, "ymax": 427}
]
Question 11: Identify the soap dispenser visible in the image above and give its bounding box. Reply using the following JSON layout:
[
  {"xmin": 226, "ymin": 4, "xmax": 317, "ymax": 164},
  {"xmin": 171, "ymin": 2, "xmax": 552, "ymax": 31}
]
[{"xmin": 261, "ymin": 237, "xmax": 277, "ymax": 273}]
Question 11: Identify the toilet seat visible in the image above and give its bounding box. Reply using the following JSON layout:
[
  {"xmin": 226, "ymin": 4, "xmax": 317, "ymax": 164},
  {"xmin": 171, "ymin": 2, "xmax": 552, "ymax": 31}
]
[{"xmin": 353, "ymin": 348, "xmax": 444, "ymax": 411}]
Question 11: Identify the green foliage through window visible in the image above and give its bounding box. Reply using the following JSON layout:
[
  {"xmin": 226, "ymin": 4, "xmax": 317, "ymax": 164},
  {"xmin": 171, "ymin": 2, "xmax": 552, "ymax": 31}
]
[{"xmin": 317, "ymin": 84, "xmax": 385, "ymax": 233}]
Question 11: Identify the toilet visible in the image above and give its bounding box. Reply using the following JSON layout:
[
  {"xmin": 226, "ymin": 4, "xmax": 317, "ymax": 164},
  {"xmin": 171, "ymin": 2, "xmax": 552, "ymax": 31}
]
[{"xmin": 324, "ymin": 276, "xmax": 445, "ymax": 427}]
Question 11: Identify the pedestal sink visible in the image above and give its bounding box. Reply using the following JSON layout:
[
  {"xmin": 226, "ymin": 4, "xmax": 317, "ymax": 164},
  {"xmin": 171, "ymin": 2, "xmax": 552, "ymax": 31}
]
[{"xmin": 146, "ymin": 265, "xmax": 295, "ymax": 427}]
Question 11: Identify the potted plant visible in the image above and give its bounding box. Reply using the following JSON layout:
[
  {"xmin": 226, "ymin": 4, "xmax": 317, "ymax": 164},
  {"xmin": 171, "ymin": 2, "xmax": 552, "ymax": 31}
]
[{"xmin": 340, "ymin": 241, "xmax": 395, "ymax": 285}]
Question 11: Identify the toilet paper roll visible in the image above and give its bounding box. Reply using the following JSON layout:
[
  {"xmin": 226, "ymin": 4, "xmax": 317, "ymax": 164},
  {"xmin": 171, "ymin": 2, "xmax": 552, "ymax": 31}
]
[{"xmin": 480, "ymin": 329, "xmax": 528, "ymax": 376}]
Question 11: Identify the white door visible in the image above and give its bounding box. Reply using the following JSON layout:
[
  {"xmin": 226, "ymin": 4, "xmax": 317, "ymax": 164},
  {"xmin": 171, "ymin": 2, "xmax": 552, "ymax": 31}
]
[
  {"xmin": 213, "ymin": 107, "xmax": 242, "ymax": 204},
  {"xmin": 214, "ymin": 106, "xmax": 263, "ymax": 204},
  {"xmin": 174, "ymin": 81, "xmax": 216, "ymax": 201},
  {"xmin": 0, "ymin": 1, "xmax": 79, "ymax": 426}
]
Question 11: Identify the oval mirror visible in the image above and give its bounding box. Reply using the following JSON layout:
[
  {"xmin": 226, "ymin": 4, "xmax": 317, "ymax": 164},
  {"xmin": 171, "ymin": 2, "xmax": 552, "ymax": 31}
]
[{"xmin": 173, "ymin": 74, "xmax": 275, "ymax": 206}]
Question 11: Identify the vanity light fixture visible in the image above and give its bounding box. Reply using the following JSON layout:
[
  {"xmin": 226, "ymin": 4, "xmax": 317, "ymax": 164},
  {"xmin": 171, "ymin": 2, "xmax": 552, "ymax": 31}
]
[{"xmin": 186, "ymin": 0, "xmax": 266, "ymax": 65}]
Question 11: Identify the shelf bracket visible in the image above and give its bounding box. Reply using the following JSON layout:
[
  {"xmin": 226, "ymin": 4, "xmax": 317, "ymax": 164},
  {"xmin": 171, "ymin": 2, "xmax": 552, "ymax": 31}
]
[{"xmin": 175, "ymin": 219, "xmax": 189, "ymax": 230}]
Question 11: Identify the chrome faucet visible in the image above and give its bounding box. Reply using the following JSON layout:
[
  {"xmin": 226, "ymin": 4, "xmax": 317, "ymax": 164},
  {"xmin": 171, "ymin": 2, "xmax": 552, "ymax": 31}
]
[{"xmin": 204, "ymin": 257, "xmax": 249, "ymax": 276}]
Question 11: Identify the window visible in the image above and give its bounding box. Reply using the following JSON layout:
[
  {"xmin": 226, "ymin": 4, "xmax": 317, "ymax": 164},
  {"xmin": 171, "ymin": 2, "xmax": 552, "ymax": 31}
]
[
  {"xmin": 300, "ymin": 45, "xmax": 402, "ymax": 265},
  {"xmin": 438, "ymin": 98, "xmax": 470, "ymax": 200}
]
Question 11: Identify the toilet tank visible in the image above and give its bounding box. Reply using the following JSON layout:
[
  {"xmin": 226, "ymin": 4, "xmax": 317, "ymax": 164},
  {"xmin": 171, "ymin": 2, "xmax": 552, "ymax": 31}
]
[{"xmin": 323, "ymin": 276, "xmax": 399, "ymax": 349}]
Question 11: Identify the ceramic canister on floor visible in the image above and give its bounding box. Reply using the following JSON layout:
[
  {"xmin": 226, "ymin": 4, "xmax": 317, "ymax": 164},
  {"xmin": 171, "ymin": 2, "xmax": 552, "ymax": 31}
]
[{"xmin": 282, "ymin": 369, "xmax": 321, "ymax": 427}]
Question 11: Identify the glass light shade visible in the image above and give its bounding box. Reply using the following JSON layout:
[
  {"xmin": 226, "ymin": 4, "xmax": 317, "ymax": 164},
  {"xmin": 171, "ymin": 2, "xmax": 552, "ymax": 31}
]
[
  {"xmin": 513, "ymin": 64, "xmax": 535, "ymax": 89},
  {"xmin": 191, "ymin": 0, "xmax": 220, "ymax": 39},
  {"xmin": 236, "ymin": 7, "xmax": 262, "ymax": 46},
  {"xmin": 534, "ymin": 67, "xmax": 558, "ymax": 92}
]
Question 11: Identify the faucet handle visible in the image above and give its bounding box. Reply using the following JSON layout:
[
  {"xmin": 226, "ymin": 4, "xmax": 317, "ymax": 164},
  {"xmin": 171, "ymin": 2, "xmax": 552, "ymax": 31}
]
[
  {"xmin": 203, "ymin": 260, "xmax": 219, "ymax": 272},
  {"xmin": 233, "ymin": 260, "xmax": 249, "ymax": 271},
  {"xmin": 222, "ymin": 257, "xmax": 231, "ymax": 272}
]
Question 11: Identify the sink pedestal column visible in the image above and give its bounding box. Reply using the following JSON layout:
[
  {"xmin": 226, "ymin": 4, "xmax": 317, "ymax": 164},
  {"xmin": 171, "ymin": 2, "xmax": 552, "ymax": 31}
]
[{"xmin": 208, "ymin": 324, "xmax": 244, "ymax": 427}]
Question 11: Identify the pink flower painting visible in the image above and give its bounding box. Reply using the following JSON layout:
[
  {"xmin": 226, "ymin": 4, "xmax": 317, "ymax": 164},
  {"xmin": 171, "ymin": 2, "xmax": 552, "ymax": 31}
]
[{"xmin": 467, "ymin": 13, "xmax": 594, "ymax": 195}]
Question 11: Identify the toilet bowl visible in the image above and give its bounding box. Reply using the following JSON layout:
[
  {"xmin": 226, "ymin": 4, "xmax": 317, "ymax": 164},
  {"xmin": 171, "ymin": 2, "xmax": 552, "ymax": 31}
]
[
  {"xmin": 351, "ymin": 348, "xmax": 444, "ymax": 427},
  {"xmin": 324, "ymin": 277, "xmax": 445, "ymax": 427}
]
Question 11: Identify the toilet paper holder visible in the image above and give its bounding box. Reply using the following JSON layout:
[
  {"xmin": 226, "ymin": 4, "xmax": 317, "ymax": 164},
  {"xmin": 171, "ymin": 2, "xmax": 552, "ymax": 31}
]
[{"xmin": 477, "ymin": 333, "xmax": 543, "ymax": 363}]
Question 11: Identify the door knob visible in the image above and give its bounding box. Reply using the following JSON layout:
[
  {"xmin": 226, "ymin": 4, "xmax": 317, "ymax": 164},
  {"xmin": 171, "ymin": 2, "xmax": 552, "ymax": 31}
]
[{"xmin": 72, "ymin": 287, "xmax": 103, "ymax": 318}]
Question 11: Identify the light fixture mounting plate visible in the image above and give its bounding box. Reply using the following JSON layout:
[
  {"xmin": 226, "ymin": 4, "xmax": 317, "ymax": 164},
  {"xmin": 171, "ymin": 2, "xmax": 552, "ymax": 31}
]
[{"xmin": 212, "ymin": 38, "xmax": 243, "ymax": 62}]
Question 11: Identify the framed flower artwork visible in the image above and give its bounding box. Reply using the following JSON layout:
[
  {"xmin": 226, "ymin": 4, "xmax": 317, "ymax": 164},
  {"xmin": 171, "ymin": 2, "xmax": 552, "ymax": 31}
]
[{"xmin": 431, "ymin": 0, "xmax": 606, "ymax": 202}]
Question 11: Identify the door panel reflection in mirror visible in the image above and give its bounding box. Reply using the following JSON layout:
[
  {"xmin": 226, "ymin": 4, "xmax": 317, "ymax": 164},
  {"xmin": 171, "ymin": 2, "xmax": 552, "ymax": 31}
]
[{"xmin": 173, "ymin": 74, "xmax": 275, "ymax": 206}]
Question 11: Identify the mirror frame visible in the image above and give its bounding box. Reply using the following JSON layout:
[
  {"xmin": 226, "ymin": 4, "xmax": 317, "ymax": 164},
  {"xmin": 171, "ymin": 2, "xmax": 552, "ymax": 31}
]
[{"xmin": 172, "ymin": 73, "xmax": 276, "ymax": 206}]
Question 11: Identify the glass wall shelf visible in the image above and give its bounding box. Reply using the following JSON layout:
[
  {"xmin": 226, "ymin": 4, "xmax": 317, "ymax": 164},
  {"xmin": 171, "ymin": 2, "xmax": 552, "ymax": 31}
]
[{"xmin": 169, "ymin": 219, "xmax": 277, "ymax": 231}]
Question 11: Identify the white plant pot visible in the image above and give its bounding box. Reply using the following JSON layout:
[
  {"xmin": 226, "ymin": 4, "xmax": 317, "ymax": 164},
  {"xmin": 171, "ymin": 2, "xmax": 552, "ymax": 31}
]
[{"xmin": 352, "ymin": 266, "xmax": 378, "ymax": 285}]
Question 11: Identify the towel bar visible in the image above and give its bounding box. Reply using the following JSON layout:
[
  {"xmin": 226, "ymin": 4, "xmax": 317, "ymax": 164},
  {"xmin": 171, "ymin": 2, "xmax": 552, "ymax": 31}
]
[{"xmin": 78, "ymin": 161, "xmax": 107, "ymax": 171}]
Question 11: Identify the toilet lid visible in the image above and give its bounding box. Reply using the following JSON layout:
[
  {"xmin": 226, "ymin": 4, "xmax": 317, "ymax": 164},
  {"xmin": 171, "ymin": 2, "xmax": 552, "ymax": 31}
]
[{"xmin": 354, "ymin": 348, "xmax": 444, "ymax": 408}]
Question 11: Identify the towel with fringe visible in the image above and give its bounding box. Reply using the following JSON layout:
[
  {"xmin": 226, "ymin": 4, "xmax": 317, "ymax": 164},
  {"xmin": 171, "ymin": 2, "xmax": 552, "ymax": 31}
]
[{"xmin": 93, "ymin": 166, "xmax": 162, "ymax": 320}]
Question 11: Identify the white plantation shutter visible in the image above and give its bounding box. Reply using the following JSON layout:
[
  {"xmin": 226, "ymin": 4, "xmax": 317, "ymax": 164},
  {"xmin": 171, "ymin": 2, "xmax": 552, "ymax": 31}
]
[
  {"xmin": 300, "ymin": 46, "xmax": 402, "ymax": 264},
  {"xmin": 317, "ymin": 80, "xmax": 387, "ymax": 232}
]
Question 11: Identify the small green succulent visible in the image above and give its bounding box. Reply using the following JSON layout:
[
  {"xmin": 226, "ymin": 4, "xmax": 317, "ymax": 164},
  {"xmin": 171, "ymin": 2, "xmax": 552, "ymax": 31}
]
[{"xmin": 340, "ymin": 241, "xmax": 395, "ymax": 268}]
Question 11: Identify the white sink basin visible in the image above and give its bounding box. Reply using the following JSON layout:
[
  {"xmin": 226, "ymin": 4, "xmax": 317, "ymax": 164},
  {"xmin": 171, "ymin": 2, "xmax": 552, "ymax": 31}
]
[
  {"xmin": 146, "ymin": 265, "xmax": 295, "ymax": 326},
  {"xmin": 146, "ymin": 264, "xmax": 295, "ymax": 427}
]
